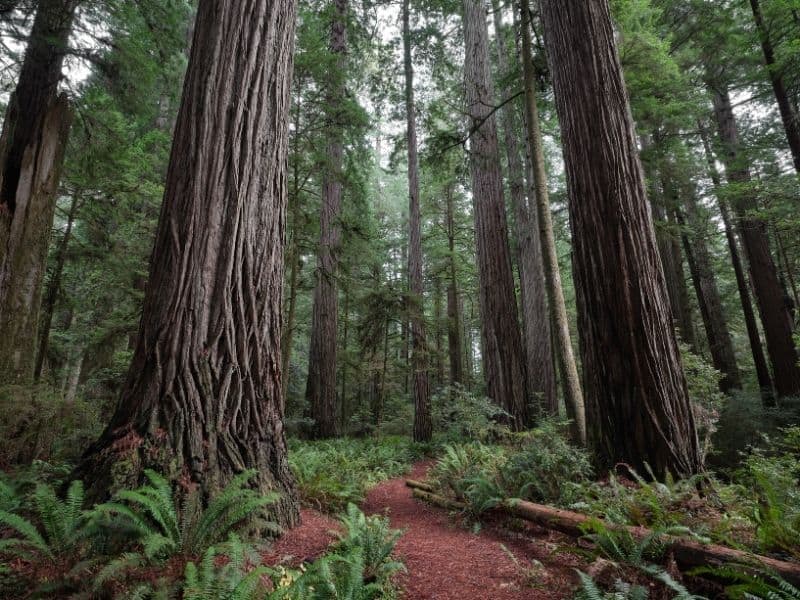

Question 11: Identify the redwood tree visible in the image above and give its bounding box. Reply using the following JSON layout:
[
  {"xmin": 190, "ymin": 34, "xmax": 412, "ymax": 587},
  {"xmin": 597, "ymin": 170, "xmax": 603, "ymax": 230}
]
[
  {"xmin": 463, "ymin": 0, "xmax": 528, "ymax": 429},
  {"xmin": 708, "ymin": 78, "xmax": 800, "ymax": 398},
  {"xmin": 75, "ymin": 0, "xmax": 300, "ymax": 526},
  {"xmin": 0, "ymin": 0, "xmax": 76, "ymax": 385},
  {"xmin": 403, "ymin": 0, "xmax": 432, "ymax": 442},
  {"xmin": 540, "ymin": 0, "xmax": 701, "ymax": 477},
  {"xmin": 305, "ymin": 0, "xmax": 348, "ymax": 438}
]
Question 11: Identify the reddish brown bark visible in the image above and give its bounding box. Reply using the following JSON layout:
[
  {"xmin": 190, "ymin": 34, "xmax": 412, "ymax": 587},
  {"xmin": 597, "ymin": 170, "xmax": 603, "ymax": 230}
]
[
  {"xmin": 403, "ymin": 0, "xmax": 432, "ymax": 442},
  {"xmin": 305, "ymin": 0, "xmax": 348, "ymax": 439},
  {"xmin": 74, "ymin": 0, "xmax": 300, "ymax": 527},
  {"xmin": 463, "ymin": 0, "xmax": 528, "ymax": 430},
  {"xmin": 540, "ymin": 0, "xmax": 701, "ymax": 477}
]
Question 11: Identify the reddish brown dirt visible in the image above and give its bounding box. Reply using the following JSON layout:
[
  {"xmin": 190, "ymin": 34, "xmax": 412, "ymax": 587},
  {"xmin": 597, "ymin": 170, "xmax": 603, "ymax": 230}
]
[{"xmin": 266, "ymin": 462, "xmax": 584, "ymax": 598}]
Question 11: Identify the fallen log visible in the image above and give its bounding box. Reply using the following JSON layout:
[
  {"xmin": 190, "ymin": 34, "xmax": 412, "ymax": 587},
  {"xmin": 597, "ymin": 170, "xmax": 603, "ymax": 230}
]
[
  {"xmin": 407, "ymin": 481, "xmax": 800, "ymax": 585},
  {"xmin": 405, "ymin": 479, "xmax": 435, "ymax": 493}
]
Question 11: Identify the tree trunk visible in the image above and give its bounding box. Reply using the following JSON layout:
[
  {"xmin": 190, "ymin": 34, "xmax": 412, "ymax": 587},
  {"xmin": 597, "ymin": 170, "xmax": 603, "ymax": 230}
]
[
  {"xmin": 749, "ymin": 0, "xmax": 800, "ymax": 174},
  {"xmin": 519, "ymin": 2, "xmax": 585, "ymax": 438},
  {"xmin": 281, "ymin": 102, "xmax": 304, "ymax": 405},
  {"xmin": 709, "ymin": 81, "xmax": 800, "ymax": 397},
  {"xmin": 698, "ymin": 121, "xmax": 774, "ymax": 402},
  {"xmin": 403, "ymin": 0, "xmax": 432, "ymax": 442},
  {"xmin": 34, "ymin": 193, "xmax": 79, "ymax": 381},
  {"xmin": 433, "ymin": 275, "xmax": 445, "ymax": 388},
  {"xmin": 654, "ymin": 164, "xmax": 696, "ymax": 349},
  {"xmin": 540, "ymin": 0, "xmax": 701, "ymax": 478},
  {"xmin": 462, "ymin": 0, "xmax": 528, "ymax": 430},
  {"xmin": 305, "ymin": 0, "xmax": 348, "ymax": 439},
  {"xmin": 673, "ymin": 198, "xmax": 741, "ymax": 392},
  {"xmin": 0, "ymin": 0, "xmax": 76, "ymax": 386},
  {"xmin": 445, "ymin": 184, "xmax": 465, "ymax": 387},
  {"xmin": 74, "ymin": 0, "xmax": 300, "ymax": 528},
  {"xmin": 494, "ymin": 0, "xmax": 556, "ymax": 421},
  {"xmin": 339, "ymin": 287, "xmax": 350, "ymax": 431}
]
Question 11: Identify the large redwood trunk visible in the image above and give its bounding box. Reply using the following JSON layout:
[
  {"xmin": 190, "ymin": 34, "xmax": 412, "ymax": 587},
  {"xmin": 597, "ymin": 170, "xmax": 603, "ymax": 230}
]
[
  {"xmin": 462, "ymin": 0, "xmax": 528, "ymax": 430},
  {"xmin": 709, "ymin": 80, "xmax": 800, "ymax": 398},
  {"xmin": 75, "ymin": 0, "xmax": 300, "ymax": 527},
  {"xmin": 540, "ymin": 0, "xmax": 701, "ymax": 478},
  {"xmin": 0, "ymin": 0, "xmax": 76, "ymax": 386},
  {"xmin": 403, "ymin": 0, "xmax": 432, "ymax": 442},
  {"xmin": 493, "ymin": 0, "xmax": 556, "ymax": 419},
  {"xmin": 305, "ymin": 0, "xmax": 348, "ymax": 438}
]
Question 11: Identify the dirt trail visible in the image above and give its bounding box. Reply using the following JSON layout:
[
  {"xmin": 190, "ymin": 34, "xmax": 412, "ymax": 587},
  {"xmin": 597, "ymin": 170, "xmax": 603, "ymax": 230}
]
[{"xmin": 266, "ymin": 461, "xmax": 582, "ymax": 599}]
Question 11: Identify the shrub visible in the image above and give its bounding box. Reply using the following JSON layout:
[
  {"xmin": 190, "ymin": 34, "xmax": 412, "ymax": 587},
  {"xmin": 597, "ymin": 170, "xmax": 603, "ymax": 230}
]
[
  {"xmin": 431, "ymin": 385, "xmax": 511, "ymax": 442},
  {"xmin": 289, "ymin": 437, "xmax": 421, "ymax": 512},
  {"xmin": 0, "ymin": 384, "xmax": 102, "ymax": 467},
  {"xmin": 497, "ymin": 421, "xmax": 593, "ymax": 505},
  {"xmin": 428, "ymin": 442, "xmax": 504, "ymax": 501}
]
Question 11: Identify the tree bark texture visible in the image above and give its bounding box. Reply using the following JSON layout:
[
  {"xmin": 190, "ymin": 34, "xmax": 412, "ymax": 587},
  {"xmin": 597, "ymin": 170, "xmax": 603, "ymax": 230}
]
[
  {"xmin": 74, "ymin": 0, "xmax": 300, "ymax": 528},
  {"xmin": 494, "ymin": 1, "xmax": 556, "ymax": 420},
  {"xmin": 0, "ymin": 0, "xmax": 76, "ymax": 386},
  {"xmin": 403, "ymin": 0, "xmax": 432, "ymax": 442},
  {"xmin": 305, "ymin": 0, "xmax": 348, "ymax": 438},
  {"xmin": 699, "ymin": 121, "xmax": 774, "ymax": 401},
  {"xmin": 463, "ymin": 0, "xmax": 528, "ymax": 430},
  {"xmin": 540, "ymin": 0, "xmax": 701, "ymax": 477},
  {"xmin": 519, "ymin": 1, "xmax": 585, "ymax": 438},
  {"xmin": 710, "ymin": 81, "xmax": 800, "ymax": 397},
  {"xmin": 749, "ymin": 0, "xmax": 800, "ymax": 174}
]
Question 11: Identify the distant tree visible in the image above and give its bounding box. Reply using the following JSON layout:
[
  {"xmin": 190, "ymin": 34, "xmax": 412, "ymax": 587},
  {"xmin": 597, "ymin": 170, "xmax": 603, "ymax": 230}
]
[
  {"xmin": 403, "ymin": 0, "xmax": 432, "ymax": 442},
  {"xmin": 306, "ymin": 0, "xmax": 348, "ymax": 439}
]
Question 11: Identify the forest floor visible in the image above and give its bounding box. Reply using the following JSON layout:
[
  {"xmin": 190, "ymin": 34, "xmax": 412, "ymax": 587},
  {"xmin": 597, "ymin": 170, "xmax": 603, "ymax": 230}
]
[{"xmin": 264, "ymin": 461, "xmax": 584, "ymax": 599}]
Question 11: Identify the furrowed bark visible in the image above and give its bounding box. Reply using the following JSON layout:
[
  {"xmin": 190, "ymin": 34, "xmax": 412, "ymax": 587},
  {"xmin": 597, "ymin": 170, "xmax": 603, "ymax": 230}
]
[
  {"xmin": 74, "ymin": 0, "xmax": 300, "ymax": 528},
  {"xmin": 540, "ymin": 0, "xmax": 701, "ymax": 477}
]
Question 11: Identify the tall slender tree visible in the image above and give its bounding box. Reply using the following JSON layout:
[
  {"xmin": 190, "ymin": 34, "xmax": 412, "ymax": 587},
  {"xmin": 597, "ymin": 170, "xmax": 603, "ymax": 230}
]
[
  {"xmin": 306, "ymin": 0, "xmax": 348, "ymax": 438},
  {"xmin": 403, "ymin": 0, "xmax": 432, "ymax": 442},
  {"xmin": 540, "ymin": 0, "xmax": 701, "ymax": 477},
  {"xmin": 698, "ymin": 120, "xmax": 774, "ymax": 401},
  {"xmin": 462, "ymin": 0, "xmax": 528, "ymax": 429},
  {"xmin": 708, "ymin": 78, "xmax": 800, "ymax": 397},
  {"xmin": 748, "ymin": 0, "xmax": 800, "ymax": 174},
  {"xmin": 0, "ymin": 0, "xmax": 77, "ymax": 385},
  {"xmin": 75, "ymin": 0, "xmax": 300, "ymax": 526},
  {"xmin": 493, "ymin": 0, "xmax": 556, "ymax": 419},
  {"xmin": 518, "ymin": 1, "xmax": 585, "ymax": 440}
]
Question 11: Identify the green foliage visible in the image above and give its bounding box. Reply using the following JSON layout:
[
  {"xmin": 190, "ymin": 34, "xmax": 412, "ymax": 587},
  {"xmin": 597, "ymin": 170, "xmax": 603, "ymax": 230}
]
[
  {"xmin": 692, "ymin": 564, "xmax": 800, "ymax": 600},
  {"xmin": 0, "ymin": 384, "xmax": 102, "ymax": 466},
  {"xmin": 497, "ymin": 422, "xmax": 594, "ymax": 505},
  {"xmin": 97, "ymin": 469, "xmax": 278, "ymax": 561},
  {"xmin": 428, "ymin": 442, "xmax": 504, "ymax": 502},
  {"xmin": 289, "ymin": 436, "xmax": 422, "ymax": 511},
  {"xmin": 431, "ymin": 385, "xmax": 511, "ymax": 442},
  {"xmin": 182, "ymin": 535, "xmax": 270, "ymax": 600},
  {"xmin": 735, "ymin": 428, "xmax": 800, "ymax": 559},
  {"xmin": 0, "ymin": 480, "xmax": 96, "ymax": 559},
  {"xmin": 333, "ymin": 504, "xmax": 404, "ymax": 583}
]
